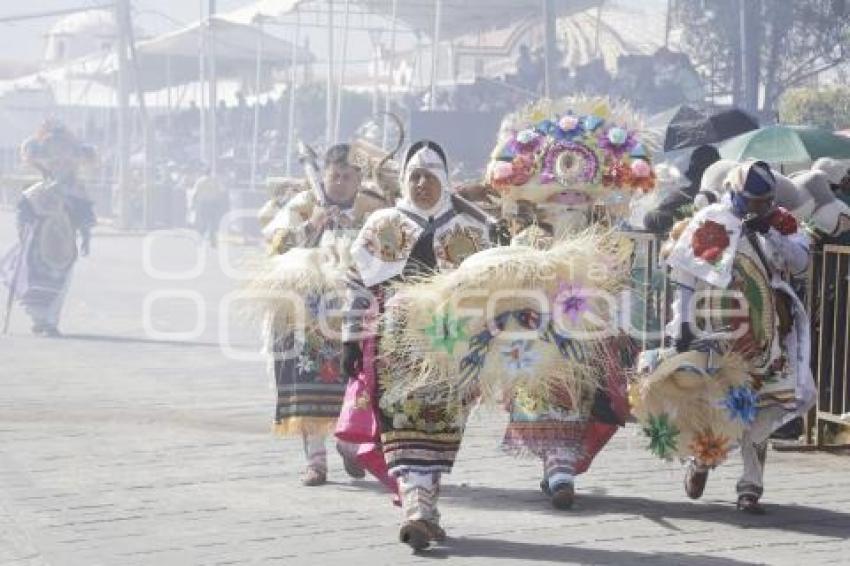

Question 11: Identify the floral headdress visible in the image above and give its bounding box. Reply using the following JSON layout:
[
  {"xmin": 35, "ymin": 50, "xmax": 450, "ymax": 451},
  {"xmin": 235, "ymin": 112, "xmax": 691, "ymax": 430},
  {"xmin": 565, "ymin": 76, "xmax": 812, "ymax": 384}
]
[{"xmin": 486, "ymin": 98, "xmax": 657, "ymax": 204}]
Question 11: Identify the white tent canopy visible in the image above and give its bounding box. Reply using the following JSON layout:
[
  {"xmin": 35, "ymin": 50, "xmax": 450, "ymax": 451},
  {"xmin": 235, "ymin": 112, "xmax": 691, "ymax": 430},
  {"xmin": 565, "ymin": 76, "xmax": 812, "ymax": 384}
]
[
  {"xmin": 228, "ymin": 0, "xmax": 602, "ymax": 39},
  {"xmin": 132, "ymin": 16, "xmax": 313, "ymax": 92},
  {"xmin": 354, "ymin": 0, "xmax": 602, "ymax": 39},
  {"xmin": 0, "ymin": 16, "xmax": 314, "ymax": 102}
]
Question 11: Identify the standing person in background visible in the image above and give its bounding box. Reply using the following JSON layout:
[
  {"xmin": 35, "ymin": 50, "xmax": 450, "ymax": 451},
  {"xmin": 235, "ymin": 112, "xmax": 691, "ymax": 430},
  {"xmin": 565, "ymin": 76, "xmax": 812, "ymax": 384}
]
[
  {"xmin": 0, "ymin": 121, "xmax": 96, "ymax": 337},
  {"xmin": 190, "ymin": 168, "xmax": 226, "ymax": 248}
]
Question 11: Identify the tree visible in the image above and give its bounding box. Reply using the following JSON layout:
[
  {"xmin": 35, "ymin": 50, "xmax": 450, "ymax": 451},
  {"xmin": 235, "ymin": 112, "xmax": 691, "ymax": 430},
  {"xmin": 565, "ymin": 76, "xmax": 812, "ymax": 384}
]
[
  {"xmin": 673, "ymin": 0, "xmax": 850, "ymax": 113},
  {"xmin": 779, "ymin": 87, "xmax": 850, "ymax": 130}
]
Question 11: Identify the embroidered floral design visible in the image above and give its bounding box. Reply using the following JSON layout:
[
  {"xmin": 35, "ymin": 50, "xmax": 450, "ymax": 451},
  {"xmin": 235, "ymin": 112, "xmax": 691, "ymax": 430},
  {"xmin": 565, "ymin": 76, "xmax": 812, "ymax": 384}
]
[
  {"xmin": 554, "ymin": 282, "xmax": 589, "ymax": 324},
  {"xmin": 689, "ymin": 431, "xmax": 731, "ymax": 467},
  {"xmin": 500, "ymin": 339, "xmax": 541, "ymax": 373},
  {"xmin": 643, "ymin": 413, "xmax": 679, "ymax": 459},
  {"xmin": 723, "ymin": 385, "xmax": 758, "ymax": 424},
  {"xmin": 513, "ymin": 387, "xmax": 548, "ymax": 414},
  {"xmin": 363, "ymin": 215, "xmax": 416, "ymax": 262},
  {"xmin": 691, "ymin": 220, "xmax": 731, "ymax": 264},
  {"xmin": 436, "ymin": 224, "xmax": 485, "ymax": 267},
  {"xmin": 318, "ymin": 359, "xmax": 341, "ymax": 383},
  {"xmin": 424, "ymin": 309, "xmax": 469, "ymax": 354},
  {"xmin": 297, "ymin": 354, "xmax": 317, "ymax": 374}
]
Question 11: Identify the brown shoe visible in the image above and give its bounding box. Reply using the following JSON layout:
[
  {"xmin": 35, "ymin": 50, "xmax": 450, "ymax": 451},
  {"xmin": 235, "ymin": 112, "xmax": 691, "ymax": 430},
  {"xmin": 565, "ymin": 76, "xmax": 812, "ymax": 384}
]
[
  {"xmin": 337, "ymin": 443, "xmax": 366, "ymax": 480},
  {"xmin": 399, "ymin": 520, "xmax": 432, "ymax": 551},
  {"xmin": 550, "ymin": 482, "xmax": 575, "ymax": 510},
  {"xmin": 426, "ymin": 522, "xmax": 447, "ymax": 543},
  {"xmin": 737, "ymin": 494, "xmax": 766, "ymax": 515},
  {"xmin": 301, "ymin": 467, "xmax": 327, "ymax": 487},
  {"xmin": 684, "ymin": 464, "xmax": 709, "ymax": 500}
]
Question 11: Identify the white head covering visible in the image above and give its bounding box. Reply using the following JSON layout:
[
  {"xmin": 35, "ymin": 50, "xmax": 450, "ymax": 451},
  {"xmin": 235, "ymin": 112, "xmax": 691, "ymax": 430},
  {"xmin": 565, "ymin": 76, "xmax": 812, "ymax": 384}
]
[
  {"xmin": 397, "ymin": 141, "xmax": 453, "ymax": 220},
  {"xmin": 812, "ymin": 157, "xmax": 850, "ymax": 185},
  {"xmin": 694, "ymin": 159, "xmax": 737, "ymax": 210}
]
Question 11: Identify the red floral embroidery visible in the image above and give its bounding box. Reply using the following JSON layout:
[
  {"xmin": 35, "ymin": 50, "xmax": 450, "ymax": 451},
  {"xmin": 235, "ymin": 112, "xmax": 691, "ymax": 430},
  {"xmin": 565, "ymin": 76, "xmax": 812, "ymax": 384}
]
[
  {"xmin": 768, "ymin": 207, "xmax": 798, "ymax": 236},
  {"xmin": 691, "ymin": 220, "xmax": 730, "ymax": 263},
  {"xmin": 318, "ymin": 359, "xmax": 340, "ymax": 383}
]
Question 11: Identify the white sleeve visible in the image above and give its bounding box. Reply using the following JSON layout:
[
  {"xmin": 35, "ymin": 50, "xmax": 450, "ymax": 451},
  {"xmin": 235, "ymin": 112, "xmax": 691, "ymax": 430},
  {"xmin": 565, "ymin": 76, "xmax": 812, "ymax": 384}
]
[{"xmin": 768, "ymin": 228, "xmax": 810, "ymax": 275}]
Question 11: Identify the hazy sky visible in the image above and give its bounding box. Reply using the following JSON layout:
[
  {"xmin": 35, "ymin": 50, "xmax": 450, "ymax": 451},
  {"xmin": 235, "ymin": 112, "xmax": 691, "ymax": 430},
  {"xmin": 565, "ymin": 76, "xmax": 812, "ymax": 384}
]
[{"xmin": 0, "ymin": 1, "xmax": 251, "ymax": 61}]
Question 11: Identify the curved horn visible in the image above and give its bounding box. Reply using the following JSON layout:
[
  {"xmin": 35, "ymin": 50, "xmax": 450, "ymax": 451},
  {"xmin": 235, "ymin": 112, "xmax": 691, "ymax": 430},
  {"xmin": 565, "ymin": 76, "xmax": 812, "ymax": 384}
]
[{"xmin": 373, "ymin": 112, "xmax": 405, "ymax": 202}]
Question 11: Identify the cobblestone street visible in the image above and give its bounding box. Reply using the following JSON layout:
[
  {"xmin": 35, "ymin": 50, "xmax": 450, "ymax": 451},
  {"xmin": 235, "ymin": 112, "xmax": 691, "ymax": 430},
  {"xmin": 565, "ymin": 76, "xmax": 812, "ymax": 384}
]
[{"xmin": 1, "ymin": 215, "xmax": 849, "ymax": 565}]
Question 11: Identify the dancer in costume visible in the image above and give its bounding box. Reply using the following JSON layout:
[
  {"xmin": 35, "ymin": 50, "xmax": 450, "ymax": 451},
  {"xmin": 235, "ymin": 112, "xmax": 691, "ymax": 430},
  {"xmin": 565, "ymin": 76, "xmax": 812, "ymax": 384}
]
[
  {"xmin": 632, "ymin": 160, "xmax": 815, "ymax": 514},
  {"xmin": 341, "ymin": 140, "xmax": 491, "ymax": 550},
  {"xmin": 1, "ymin": 121, "xmax": 96, "ymax": 337},
  {"xmin": 483, "ymin": 100, "xmax": 654, "ymax": 509},
  {"xmin": 261, "ymin": 144, "xmax": 371, "ymax": 486}
]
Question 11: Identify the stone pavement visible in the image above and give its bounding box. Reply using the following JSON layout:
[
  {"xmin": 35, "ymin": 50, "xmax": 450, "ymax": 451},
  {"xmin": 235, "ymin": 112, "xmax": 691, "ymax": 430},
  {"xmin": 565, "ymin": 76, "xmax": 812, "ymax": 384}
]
[{"xmin": 1, "ymin": 213, "xmax": 849, "ymax": 566}]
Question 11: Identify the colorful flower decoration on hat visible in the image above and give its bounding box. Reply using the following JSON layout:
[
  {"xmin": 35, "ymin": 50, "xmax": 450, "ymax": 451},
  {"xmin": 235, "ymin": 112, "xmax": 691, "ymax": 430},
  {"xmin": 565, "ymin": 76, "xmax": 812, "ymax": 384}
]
[
  {"xmin": 515, "ymin": 128, "xmax": 543, "ymax": 153},
  {"xmin": 598, "ymin": 126, "xmax": 637, "ymax": 157},
  {"xmin": 643, "ymin": 412, "xmax": 680, "ymax": 459},
  {"xmin": 723, "ymin": 385, "xmax": 758, "ymax": 425},
  {"xmin": 542, "ymin": 141, "xmax": 599, "ymax": 186},
  {"xmin": 558, "ymin": 114, "xmax": 582, "ymax": 136},
  {"xmin": 491, "ymin": 160, "xmax": 515, "ymax": 188},
  {"xmin": 691, "ymin": 220, "xmax": 731, "ymax": 264},
  {"xmin": 630, "ymin": 159, "xmax": 657, "ymax": 192},
  {"xmin": 535, "ymin": 119, "xmax": 564, "ymax": 140},
  {"xmin": 602, "ymin": 160, "xmax": 633, "ymax": 188},
  {"xmin": 689, "ymin": 431, "xmax": 731, "ymax": 467},
  {"xmin": 582, "ymin": 114, "xmax": 604, "ymax": 132}
]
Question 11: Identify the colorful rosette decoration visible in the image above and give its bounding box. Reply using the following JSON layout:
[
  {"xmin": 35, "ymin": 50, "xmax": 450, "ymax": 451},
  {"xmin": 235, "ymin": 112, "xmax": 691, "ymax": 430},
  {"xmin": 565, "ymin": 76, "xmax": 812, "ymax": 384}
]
[{"xmin": 486, "ymin": 100, "xmax": 656, "ymax": 203}]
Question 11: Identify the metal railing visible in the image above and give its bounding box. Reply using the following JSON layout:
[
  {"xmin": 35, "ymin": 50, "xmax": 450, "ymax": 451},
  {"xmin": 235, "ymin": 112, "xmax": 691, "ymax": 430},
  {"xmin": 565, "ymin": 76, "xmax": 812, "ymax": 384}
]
[
  {"xmin": 810, "ymin": 242, "xmax": 850, "ymax": 444},
  {"xmin": 623, "ymin": 230, "xmax": 671, "ymax": 353}
]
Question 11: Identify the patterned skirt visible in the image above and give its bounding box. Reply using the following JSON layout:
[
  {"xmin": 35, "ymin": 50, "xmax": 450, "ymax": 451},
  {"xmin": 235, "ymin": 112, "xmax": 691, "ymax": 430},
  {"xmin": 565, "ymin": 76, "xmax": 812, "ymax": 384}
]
[
  {"xmin": 501, "ymin": 337, "xmax": 632, "ymax": 475},
  {"xmin": 272, "ymin": 327, "xmax": 346, "ymax": 437},
  {"xmin": 378, "ymin": 360, "xmax": 473, "ymax": 476}
]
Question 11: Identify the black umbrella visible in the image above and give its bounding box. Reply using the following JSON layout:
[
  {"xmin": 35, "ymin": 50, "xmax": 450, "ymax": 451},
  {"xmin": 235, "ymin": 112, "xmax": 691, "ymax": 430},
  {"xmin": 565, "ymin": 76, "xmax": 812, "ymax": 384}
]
[{"xmin": 649, "ymin": 105, "xmax": 759, "ymax": 152}]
